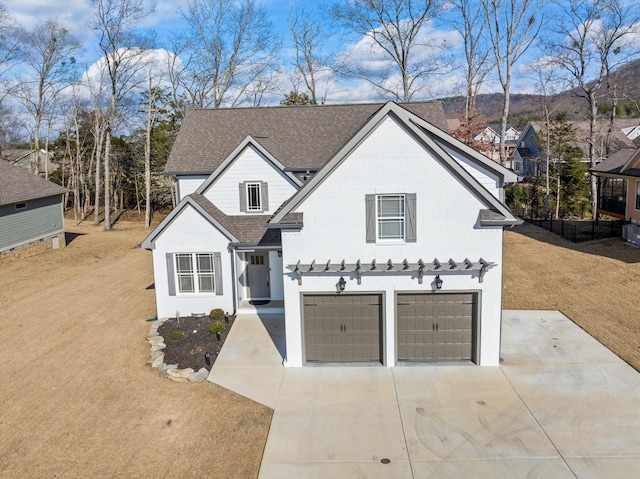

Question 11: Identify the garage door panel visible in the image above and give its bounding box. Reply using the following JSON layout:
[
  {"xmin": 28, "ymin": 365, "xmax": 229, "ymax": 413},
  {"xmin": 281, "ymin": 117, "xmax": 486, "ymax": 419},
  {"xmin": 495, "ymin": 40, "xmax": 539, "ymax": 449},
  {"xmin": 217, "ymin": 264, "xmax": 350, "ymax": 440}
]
[
  {"xmin": 398, "ymin": 293, "xmax": 475, "ymax": 362},
  {"xmin": 304, "ymin": 294, "xmax": 382, "ymax": 363}
]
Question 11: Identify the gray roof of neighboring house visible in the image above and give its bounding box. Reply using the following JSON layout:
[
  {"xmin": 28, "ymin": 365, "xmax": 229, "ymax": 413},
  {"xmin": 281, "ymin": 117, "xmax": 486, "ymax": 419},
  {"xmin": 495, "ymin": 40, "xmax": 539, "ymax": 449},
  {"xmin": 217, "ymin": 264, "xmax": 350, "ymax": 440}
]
[
  {"xmin": 591, "ymin": 148, "xmax": 640, "ymax": 177},
  {"xmin": 0, "ymin": 159, "xmax": 67, "ymax": 206},
  {"xmin": 165, "ymin": 101, "xmax": 449, "ymax": 174}
]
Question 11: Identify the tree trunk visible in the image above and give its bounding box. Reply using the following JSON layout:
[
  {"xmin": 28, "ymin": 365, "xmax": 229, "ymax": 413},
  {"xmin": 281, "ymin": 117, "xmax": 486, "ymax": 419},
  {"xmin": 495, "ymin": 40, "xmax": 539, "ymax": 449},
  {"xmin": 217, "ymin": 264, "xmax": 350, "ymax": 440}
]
[
  {"xmin": 145, "ymin": 72, "xmax": 153, "ymax": 228},
  {"xmin": 589, "ymin": 92, "xmax": 598, "ymax": 218},
  {"xmin": 499, "ymin": 81, "xmax": 510, "ymax": 167},
  {"xmin": 104, "ymin": 125, "xmax": 112, "ymax": 231},
  {"xmin": 555, "ymin": 169, "xmax": 561, "ymax": 219},
  {"xmin": 93, "ymin": 119, "xmax": 103, "ymax": 226}
]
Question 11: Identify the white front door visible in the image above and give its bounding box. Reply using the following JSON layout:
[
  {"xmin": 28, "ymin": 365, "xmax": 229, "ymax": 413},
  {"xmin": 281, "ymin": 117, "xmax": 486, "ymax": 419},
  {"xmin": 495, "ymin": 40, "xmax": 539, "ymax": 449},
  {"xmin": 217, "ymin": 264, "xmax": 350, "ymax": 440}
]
[{"xmin": 247, "ymin": 253, "xmax": 270, "ymax": 298}]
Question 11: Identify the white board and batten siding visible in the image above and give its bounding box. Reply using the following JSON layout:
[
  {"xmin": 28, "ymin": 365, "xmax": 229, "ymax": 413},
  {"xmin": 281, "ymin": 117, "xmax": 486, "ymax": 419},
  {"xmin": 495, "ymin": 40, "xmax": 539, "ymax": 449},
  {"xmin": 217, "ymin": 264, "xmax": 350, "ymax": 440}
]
[
  {"xmin": 151, "ymin": 205, "xmax": 235, "ymax": 318},
  {"xmin": 202, "ymin": 146, "xmax": 298, "ymax": 216},
  {"xmin": 280, "ymin": 116, "xmax": 504, "ymax": 367}
]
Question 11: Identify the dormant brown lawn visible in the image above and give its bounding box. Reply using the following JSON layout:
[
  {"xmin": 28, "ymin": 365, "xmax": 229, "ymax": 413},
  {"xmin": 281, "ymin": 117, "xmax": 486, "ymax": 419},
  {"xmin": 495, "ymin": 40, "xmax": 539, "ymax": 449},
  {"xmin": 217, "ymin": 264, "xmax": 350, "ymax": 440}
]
[
  {"xmin": 0, "ymin": 217, "xmax": 271, "ymax": 478},
  {"xmin": 1, "ymin": 217, "xmax": 638, "ymax": 478}
]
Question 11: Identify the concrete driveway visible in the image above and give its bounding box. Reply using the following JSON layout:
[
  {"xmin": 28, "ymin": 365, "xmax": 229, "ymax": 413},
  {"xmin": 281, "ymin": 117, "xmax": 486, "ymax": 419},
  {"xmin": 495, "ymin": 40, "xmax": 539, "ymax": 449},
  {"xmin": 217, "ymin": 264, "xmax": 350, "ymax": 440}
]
[{"xmin": 209, "ymin": 310, "xmax": 640, "ymax": 478}]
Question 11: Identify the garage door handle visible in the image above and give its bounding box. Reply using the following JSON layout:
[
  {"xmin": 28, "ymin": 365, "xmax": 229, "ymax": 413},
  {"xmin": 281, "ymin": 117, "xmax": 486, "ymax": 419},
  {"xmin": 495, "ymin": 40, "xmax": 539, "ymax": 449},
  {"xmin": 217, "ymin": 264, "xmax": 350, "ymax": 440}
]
[{"xmin": 436, "ymin": 323, "xmax": 439, "ymax": 332}]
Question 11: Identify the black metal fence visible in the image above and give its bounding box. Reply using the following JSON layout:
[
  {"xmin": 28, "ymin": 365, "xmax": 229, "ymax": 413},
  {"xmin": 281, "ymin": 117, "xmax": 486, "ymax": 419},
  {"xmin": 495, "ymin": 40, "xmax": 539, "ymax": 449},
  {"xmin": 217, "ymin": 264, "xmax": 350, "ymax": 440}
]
[{"xmin": 521, "ymin": 217, "xmax": 624, "ymax": 242}]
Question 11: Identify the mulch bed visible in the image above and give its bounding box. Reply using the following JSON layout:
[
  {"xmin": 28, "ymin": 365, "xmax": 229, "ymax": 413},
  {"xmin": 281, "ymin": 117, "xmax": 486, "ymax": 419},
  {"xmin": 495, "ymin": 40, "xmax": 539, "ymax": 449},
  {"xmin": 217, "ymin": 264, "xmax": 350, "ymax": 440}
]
[{"xmin": 158, "ymin": 314, "xmax": 235, "ymax": 371}]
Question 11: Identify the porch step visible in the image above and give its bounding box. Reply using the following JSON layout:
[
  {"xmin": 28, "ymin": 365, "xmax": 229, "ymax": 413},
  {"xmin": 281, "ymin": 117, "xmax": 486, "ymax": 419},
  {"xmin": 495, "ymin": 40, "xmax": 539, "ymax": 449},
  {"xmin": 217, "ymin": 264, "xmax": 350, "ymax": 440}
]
[{"xmin": 237, "ymin": 300, "xmax": 285, "ymax": 315}]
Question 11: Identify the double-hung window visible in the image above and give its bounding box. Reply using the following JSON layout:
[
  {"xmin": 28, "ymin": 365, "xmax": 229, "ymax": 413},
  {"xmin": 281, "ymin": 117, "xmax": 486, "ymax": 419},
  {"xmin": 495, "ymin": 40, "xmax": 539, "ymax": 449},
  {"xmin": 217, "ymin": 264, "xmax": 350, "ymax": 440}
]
[
  {"xmin": 365, "ymin": 193, "xmax": 416, "ymax": 243},
  {"xmin": 377, "ymin": 194, "xmax": 406, "ymax": 240},
  {"xmin": 175, "ymin": 253, "xmax": 215, "ymax": 294}
]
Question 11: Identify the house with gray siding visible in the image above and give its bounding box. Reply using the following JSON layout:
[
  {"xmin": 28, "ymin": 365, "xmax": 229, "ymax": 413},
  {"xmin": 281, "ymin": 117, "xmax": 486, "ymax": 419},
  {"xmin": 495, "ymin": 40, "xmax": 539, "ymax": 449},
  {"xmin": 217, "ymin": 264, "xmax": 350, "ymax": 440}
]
[
  {"xmin": 141, "ymin": 101, "xmax": 520, "ymax": 367},
  {"xmin": 0, "ymin": 160, "xmax": 67, "ymax": 256}
]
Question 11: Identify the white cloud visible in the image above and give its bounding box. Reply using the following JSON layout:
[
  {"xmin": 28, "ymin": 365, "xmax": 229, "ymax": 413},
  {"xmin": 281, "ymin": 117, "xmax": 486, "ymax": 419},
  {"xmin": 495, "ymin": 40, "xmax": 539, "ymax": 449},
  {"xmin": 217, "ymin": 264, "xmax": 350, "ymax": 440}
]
[
  {"xmin": 3, "ymin": 0, "xmax": 94, "ymax": 41},
  {"xmin": 333, "ymin": 20, "xmax": 466, "ymax": 99}
]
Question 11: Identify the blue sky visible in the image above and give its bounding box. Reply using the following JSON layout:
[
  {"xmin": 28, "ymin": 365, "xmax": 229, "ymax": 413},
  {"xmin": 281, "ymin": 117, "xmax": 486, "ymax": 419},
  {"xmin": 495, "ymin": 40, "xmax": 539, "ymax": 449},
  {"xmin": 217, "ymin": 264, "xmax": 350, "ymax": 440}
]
[{"xmin": 1, "ymin": 0, "xmax": 610, "ymax": 105}]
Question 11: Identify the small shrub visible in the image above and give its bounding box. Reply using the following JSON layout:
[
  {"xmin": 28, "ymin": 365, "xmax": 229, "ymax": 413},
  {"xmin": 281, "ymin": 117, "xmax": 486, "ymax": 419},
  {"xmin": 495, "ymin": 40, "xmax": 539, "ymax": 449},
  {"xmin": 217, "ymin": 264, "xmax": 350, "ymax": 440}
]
[
  {"xmin": 209, "ymin": 321, "xmax": 226, "ymax": 335},
  {"xmin": 170, "ymin": 330, "xmax": 184, "ymax": 340},
  {"xmin": 209, "ymin": 308, "xmax": 225, "ymax": 321}
]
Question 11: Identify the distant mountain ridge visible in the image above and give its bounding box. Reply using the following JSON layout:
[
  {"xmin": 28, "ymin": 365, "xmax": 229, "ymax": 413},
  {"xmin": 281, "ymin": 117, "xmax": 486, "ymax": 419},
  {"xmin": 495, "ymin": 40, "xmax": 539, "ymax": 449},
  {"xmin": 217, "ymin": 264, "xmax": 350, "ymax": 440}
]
[{"xmin": 438, "ymin": 58, "xmax": 640, "ymax": 122}]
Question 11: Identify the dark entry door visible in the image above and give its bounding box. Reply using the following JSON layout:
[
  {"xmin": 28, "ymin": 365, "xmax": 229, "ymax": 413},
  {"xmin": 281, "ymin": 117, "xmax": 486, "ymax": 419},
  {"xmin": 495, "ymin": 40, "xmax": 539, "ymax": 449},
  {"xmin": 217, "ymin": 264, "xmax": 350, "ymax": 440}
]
[{"xmin": 247, "ymin": 253, "xmax": 270, "ymax": 298}]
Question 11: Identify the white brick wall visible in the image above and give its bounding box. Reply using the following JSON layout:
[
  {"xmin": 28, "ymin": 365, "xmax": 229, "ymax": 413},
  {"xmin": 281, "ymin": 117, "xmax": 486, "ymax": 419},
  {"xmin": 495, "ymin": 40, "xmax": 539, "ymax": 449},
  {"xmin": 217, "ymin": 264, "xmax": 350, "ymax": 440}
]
[
  {"xmin": 280, "ymin": 116, "xmax": 505, "ymax": 367},
  {"xmin": 152, "ymin": 205, "xmax": 235, "ymax": 318}
]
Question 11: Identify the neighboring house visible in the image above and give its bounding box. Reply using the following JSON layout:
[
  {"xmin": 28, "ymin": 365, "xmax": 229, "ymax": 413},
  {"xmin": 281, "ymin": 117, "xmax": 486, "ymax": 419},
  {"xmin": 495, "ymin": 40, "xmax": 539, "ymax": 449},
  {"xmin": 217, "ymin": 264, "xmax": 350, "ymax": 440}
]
[
  {"xmin": 511, "ymin": 123, "xmax": 541, "ymax": 176},
  {"xmin": 0, "ymin": 160, "xmax": 67, "ymax": 256},
  {"xmin": 621, "ymin": 125, "xmax": 640, "ymax": 141},
  {"xmin": 474, "ymin": 123, "xmax": 540, "ymax": 171},
  {"xmin": 141, "ymin": 101, "xmax": 520, "ymax": 367},
  {"xmin": 1, "ymin": 148, "xmax": 58, "ymax": 177},
  {"xmin": 591, "ymin": 148, "xmax": 640, "ymax": 224}
]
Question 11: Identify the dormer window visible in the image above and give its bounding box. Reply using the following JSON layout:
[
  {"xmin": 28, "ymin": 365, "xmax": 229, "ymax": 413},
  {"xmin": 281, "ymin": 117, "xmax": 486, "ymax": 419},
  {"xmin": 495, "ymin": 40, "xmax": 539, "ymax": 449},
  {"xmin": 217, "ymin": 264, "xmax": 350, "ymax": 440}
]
[{"xmin": 239, "ymin": 181, "xmax": 269, "ymax": 213}]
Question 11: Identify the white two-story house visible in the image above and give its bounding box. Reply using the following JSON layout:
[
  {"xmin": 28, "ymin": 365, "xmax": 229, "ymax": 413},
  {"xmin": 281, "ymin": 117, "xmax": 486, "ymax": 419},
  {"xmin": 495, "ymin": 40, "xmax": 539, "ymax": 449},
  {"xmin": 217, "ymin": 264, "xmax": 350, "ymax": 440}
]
[{"xmin": 141, "ymin": 101, "xmax": 520, "ymax": 367}]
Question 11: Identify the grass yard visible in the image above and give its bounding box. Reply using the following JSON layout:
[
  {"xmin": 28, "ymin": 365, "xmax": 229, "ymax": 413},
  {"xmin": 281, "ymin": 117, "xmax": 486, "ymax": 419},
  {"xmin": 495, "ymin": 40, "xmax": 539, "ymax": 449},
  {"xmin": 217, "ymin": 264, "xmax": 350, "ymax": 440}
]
[
  {"xmin": 0, "ymin": 216, "xmax": 271, "ymax": 478},
  {"xmin": 503, "ymin": 223, "xmax": 640, "ymax": 371},
  {"xmin": 0, "ymin": 217, "xmax": 638, "ymax": 478}
]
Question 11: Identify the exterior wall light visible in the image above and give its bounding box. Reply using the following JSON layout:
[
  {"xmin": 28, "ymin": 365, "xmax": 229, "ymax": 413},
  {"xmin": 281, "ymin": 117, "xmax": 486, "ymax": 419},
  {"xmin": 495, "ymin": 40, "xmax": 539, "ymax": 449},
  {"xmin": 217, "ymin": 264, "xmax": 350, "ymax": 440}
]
[
  {"xmin": 435, "ymin": 275, "xmax": 443, "ymax": 290},
  {"xmin": 338, "ymin": 276, "xmax": 347, "ymax": 292}
]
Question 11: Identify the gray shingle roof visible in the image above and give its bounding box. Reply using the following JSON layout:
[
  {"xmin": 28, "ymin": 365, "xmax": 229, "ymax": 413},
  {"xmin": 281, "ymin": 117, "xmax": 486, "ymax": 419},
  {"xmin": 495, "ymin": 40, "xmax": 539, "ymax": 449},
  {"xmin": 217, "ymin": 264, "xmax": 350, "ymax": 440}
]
[
  {"xmin": 0, "ymin": 160, "xmax": 67, "ymax": 206},
  {"xmin": 165, "ymin": 101, "xmax": 448, "ymax": 174},
  {"xmin": 190, "ymin": 193, "xmax": 280, "ymax": 245},
  {"xmin": 591, "ymin": 149, "xmax": 640, "ymax": 176}
]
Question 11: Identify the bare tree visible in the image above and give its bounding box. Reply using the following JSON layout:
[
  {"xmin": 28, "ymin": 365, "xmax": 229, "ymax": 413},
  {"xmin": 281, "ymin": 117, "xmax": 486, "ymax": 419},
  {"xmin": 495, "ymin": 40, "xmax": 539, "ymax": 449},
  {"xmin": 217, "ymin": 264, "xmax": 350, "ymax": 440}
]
[
  {"xmin": 0, "ymin": 3, "xmax": 21, "ymax": 87},
  {"xmin": 547, "ymin": 0, "xmax": 640, "ymax": 216},
  {"xmin": 0, "ymin": 3, "xmax": 22, "ymax": 156},
  {"xmin": 530, "ymin": 59, "xmax": 560, "ymax": 218},
  {"xmin": 447, "ymin": 0, "xmax": 494, "ymax": 123},
  {"xmin": 289, "ymin": 8, "xmax": 332, "ymax": 104},
  {"xmin": 178, "ymin": 0, "xmax": 281, "ymax": 108},
  {"xmin": 12, "ymin": 18, "xmax": 80, "ymax": 175},
  {"xmin": 141, "ymin": 70, "xmax": 170, "ymax": 228},
  {"xmin": 481, "ymin": 0, "xmax": 544, "ymax": 166},
  {"xmin": 328, "ymin": 0, "xmax": 446, "ymax": 101},
  {"xmin": 90, "ymin": 0, "xmax": 154, "ymax": 230}
]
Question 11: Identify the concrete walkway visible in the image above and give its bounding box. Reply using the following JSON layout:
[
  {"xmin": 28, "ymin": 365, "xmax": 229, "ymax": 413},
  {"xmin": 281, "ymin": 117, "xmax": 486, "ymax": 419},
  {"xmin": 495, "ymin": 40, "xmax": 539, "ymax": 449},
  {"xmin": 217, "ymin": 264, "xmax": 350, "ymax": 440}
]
[{"xmin": 208, "ymin": 310, "xmax": 640, "ymax": 478}]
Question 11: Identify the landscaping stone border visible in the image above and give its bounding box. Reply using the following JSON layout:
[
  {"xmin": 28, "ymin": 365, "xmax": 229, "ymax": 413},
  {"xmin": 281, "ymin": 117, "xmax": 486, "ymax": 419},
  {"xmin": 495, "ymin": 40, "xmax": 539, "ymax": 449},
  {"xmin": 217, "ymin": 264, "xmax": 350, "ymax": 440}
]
[{"xmin": 147, "ymin": 317, "xmax": 209, "ymax": 383}]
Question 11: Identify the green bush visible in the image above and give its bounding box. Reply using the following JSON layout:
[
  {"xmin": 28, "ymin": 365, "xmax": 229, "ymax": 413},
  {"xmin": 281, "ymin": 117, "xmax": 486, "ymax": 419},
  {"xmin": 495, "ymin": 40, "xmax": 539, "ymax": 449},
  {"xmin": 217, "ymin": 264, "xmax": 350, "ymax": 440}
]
[
  {"xmin": 209, "ymin": 308, "xmax": 225, "ymax": 321},
  {"xmin": 170, "ymin": 330, "xmax": 184, "ymax": 340},
  {"xmin": 209, "ymin": 321, "xmax": 226, "ymax": 335}
]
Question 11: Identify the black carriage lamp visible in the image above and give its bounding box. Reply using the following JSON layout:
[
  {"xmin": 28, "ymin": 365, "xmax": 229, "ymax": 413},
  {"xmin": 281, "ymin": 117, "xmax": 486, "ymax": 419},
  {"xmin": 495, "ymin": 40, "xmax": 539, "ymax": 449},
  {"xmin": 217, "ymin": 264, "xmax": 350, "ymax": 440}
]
[
  {"xmin": 434, "ymin": 275, "xmax": 443, "ymax": 291},
  {"xmin": 338, "ymin": 276, "xmax": 347, "ymax": 292}
]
